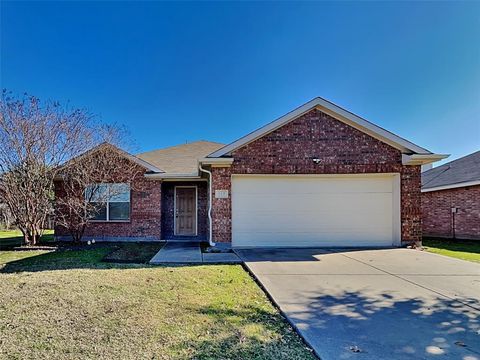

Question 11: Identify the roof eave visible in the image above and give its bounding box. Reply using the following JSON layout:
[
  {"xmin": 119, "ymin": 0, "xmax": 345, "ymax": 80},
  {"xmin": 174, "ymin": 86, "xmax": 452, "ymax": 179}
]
[
  {"xmin": 144, "ymin": 172, "xmax": 201, "ymax": 180},
  {"xmin": 402, "ymin": 154, "xmax": 450, "ymax": 166},
  {"xmin": 422, "ymin": 180, "xmax": 480, "ymax": 192}
]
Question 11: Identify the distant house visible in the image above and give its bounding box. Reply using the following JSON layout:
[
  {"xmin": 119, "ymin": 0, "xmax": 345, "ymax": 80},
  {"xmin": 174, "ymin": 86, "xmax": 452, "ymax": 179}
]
[{"xmin": 422, "ymin": 151, "xmax": 480, "ymax": 240}]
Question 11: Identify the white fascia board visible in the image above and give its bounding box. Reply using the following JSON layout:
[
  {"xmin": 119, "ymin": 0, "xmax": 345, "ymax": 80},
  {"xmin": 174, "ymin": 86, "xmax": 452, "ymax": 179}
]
[
  {"xmin": 208, "ymin": 97, "xmax": 433, "ymax": 158},
  {"xmin": 422, "ymin": 180, "xmax": 480, "ymax": 193},
  {"xmin": 144, "ymin": 172, "xmax": 201, "ymax": 180},
  {"xmin": 402, "ymin": 154, "xmax": 449, "ymax": 166}
]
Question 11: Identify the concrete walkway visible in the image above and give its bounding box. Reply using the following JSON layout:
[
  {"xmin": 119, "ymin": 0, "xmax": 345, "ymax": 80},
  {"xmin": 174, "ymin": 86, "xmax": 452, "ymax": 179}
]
[
  {"xmin": 149, "ymin": 242, "xmax": 241, "ymax": 264},
  {"xmin": 237, "ymin": 248, "xmax": 480, "ymax": 360}
]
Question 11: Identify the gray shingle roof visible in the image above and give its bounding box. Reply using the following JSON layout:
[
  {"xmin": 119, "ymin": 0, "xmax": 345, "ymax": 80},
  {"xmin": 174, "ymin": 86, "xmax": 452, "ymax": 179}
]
[
  {"xmin": 422, "ymin": 150, "xmax": 480, "ymax": 190},
  {"xmin": 136, "ymin": 141, "xmax": 224, "ymax": 175}
]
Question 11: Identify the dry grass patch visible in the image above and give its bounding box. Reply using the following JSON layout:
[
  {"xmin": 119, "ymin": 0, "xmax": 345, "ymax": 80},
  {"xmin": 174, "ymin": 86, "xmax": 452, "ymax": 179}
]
[{"xmin": 0, "ymin": 248, "xmax": 315, "ymax": 360}]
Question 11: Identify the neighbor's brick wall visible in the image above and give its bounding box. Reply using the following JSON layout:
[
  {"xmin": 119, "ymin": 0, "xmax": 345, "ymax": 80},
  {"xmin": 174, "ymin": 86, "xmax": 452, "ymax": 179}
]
[
  {"xmin": 211, "ymin": 108, "xmax": 422, "ymax": 244},
  {"xmin": 422, "ymin": 185, "xmax": 480, "ymax": 239},
  {"xmin": 55, "ymin": 160, "xmax": 162, "ymax": 240}
]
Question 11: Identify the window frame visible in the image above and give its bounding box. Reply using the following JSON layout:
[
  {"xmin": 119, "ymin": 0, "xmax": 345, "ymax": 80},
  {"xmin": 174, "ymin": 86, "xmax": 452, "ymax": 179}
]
[{"xmin": 86, "ymin": 183, "xmax": 131, "ymax": 223}]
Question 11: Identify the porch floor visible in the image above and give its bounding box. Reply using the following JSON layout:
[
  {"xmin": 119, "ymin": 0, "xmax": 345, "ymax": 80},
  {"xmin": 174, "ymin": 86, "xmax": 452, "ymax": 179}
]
[{"xmin": 149, "ymin": 242, "xmax": 241, "ymax": 264}]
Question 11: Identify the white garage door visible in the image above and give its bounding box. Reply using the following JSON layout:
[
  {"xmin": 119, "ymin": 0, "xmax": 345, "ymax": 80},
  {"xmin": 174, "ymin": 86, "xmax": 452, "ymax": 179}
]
[{"xmin": 232, "ymin": 174, "xmax": 400, "ymax": 248}]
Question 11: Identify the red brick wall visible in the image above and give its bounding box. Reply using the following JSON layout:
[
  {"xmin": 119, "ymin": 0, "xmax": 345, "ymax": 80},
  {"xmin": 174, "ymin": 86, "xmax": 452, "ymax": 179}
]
[
  {"xmin": 211, "ymin": 108, "xmax": 422, "ymax": 244},
  {"xmin": 55, "ymin": 161, "xmax": 162, "ymax": 240},
  {"xmin": 422, "ymin": 185, "xmax": 480, "ymax": 239},
  {"xmin": 211, "ymin": 167, "xmax": 232, "ymax": 244}
]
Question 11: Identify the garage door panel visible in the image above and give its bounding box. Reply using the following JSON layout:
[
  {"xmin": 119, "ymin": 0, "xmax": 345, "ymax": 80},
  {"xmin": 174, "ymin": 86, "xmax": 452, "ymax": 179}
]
[
  {"xmin": 234, "ymin": 193, "xmax": 392, "ymax": 212},
  {"xmin": 234, "ymin": 195, "xmax": 392, "ymax": 222},
  {"xmin": 234, "ymin": 218, "xmax": 392, "ymax": 236},
  {"xmin": 234, "ymin": 232, "xmax": 392, "ymax": 248},
  {"xmin": 234, "ymin": 207, "xmax": 392, "ymax": 228},
  {"xmin": 234, "ymin": 176, "xmax": 393, "ymax": 194},
  {"xmin": 232, "ymin": 175, "xmax": 398, "ymax": 248}
]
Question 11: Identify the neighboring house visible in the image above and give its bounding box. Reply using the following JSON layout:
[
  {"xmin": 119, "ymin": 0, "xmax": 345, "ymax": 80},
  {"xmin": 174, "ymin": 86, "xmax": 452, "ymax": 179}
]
[
  {"xmin": 55, "ymin": 97, "xmax": 447, "ymax": 247},
  {"xmin": 422, "ymin": 151, "xmax": 480, "ymax": 240}
]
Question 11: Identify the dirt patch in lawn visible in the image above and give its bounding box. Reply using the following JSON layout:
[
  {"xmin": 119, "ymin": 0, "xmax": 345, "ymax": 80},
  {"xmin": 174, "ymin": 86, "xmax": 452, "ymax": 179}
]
[{"xmin": 102, "ymin": 242, "xmax": 165, "ymax": 264}]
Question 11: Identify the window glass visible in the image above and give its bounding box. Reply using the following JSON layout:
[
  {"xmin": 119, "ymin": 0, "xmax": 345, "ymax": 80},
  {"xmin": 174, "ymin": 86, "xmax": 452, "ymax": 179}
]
[
  {"xmin": 109, "ymin": 183, "xmax": 130, "ymax": 202},
  {"xmin": 85, "ymin": 183, "xmax": 130, "ymax": 221},
  {"xmin": 85, "ymin": 184, "xmax": 108, "ymax": 202},
  {"xmin": 90, "ymin": 202, "xmax": 107, "ymax": 221},
  {"xmin": 109, "ymin": 202, "xmax": 130, "ymax": 220}
]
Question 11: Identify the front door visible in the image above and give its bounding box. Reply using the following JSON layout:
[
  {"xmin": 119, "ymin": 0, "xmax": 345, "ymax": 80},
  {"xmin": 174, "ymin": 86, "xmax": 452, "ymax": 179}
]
[{"xmin": 175, "ymin": 187, "xmax": 197, "ymax": 236}]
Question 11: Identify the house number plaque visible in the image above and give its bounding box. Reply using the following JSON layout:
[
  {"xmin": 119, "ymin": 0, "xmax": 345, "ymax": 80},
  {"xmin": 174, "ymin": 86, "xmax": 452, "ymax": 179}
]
[{"xmin": 215, "ymin": 190, "xmax": 229, "ymax": 199}]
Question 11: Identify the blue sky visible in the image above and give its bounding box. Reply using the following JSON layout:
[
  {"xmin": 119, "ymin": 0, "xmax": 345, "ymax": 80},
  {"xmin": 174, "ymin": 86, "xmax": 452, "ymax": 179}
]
[{"xmin": 1, "ymin": 1, "xmax": 479, "ymax": 165}]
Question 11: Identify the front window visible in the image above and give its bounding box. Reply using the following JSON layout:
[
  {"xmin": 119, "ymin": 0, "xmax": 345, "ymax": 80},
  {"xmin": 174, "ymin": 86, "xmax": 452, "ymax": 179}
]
[{"xmin": 85, "ymin": 183, "xmax": 130, "ymax": 221}]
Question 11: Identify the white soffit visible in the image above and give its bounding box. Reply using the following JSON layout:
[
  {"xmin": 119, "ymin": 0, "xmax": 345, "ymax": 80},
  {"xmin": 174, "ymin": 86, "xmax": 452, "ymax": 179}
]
[
  {"xmin": 208, "ymin": 97, "xmax": 433, "ymax": 158},
  {"xmin": 402, "ymin": 154, "xmax": 450, "ymax": 166}
]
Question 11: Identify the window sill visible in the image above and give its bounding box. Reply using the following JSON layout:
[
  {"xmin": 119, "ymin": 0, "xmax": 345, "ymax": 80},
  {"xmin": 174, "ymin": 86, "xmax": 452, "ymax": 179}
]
[{"xmin": 88, "ymin": 220, "xmax": 131, "ymax": 223}]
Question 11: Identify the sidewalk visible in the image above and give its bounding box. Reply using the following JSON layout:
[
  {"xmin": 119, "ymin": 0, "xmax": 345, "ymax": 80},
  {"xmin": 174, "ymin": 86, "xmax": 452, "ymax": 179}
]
[{"xmin": 149, "ymin": 242, "xmax": 241, "ymax": 264}]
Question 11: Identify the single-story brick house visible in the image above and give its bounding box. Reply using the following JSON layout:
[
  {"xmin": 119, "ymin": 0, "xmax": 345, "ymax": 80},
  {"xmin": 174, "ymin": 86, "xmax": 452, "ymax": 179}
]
[
  {"xmin": 55, "ymin": 97, "xmax": 447, "ymax": 248},
  {"xmin": 422, "ymin": 150, "xmax": 480, "ymax": 240}
]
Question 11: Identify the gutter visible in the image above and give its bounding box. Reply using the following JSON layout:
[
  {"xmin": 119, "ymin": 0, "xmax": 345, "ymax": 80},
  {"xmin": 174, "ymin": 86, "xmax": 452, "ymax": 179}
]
[
  {"xmin": 144, "ymin": 172, "xmax": 203, "ymax": 180},
  {"xmin": 198, "ymin": 157, "xmax": 234, "ymax": 166},
  {"xmin": 421, "ymin": 180, "xmax": 480, "ymax": 193},
  {"xmin": 198, "ymin": 164, "xmax": 215, "ymax": 247}
]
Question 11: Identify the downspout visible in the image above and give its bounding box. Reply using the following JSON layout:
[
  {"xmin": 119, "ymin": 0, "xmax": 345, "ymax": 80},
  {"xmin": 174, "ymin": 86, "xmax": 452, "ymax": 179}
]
[{"xmin": 199, "ymin": 163, "xmax": 215, "ymax": 247}]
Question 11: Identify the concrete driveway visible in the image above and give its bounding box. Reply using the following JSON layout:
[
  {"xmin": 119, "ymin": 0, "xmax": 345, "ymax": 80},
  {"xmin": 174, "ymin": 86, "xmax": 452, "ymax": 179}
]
[{"xmin": 236, "ymin": 248, "xmax": 480, "ymax": 360}]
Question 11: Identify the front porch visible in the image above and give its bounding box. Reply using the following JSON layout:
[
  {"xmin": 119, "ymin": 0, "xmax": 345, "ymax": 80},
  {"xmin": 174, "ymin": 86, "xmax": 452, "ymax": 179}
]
[{"xmin": 161, "ymin": 181, "xmax": 209, "ymax": 243}]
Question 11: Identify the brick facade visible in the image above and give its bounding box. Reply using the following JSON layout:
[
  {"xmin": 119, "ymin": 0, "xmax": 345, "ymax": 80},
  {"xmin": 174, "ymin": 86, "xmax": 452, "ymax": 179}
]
[
  {"xmin": 211, "ymin": 108, "xmax": 422, "ymax": 245},
  {"xmin": 55, "ymin": 161, "xmax": 211, "ymax": 241},
  {"xmin": 211, "ymin": 167, "xmax": 232, "ymax": 244},
  {"xmin": 422, "ymin": 185, "xmax": 480, "ymax": 240},
  {"xmin": 55, "ymin": 161, "xmax": 162, "ymax": 241}
]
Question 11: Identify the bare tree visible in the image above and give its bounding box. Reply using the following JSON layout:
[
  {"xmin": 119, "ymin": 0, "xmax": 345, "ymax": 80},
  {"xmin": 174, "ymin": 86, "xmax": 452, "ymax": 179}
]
[
  {"xmin": 0, "ymin": 202, "xmax": 13, "ymax": 229},
  {"xmin": 0, "ymin": 90, "xmax": 130, "ymax": 245},
  {"xmin": 54, "ymin": 143, "xmax": 142, "ymax": 243}
]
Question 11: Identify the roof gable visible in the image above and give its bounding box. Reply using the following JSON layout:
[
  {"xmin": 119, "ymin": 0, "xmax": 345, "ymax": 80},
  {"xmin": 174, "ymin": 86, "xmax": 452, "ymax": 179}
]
[
  {"xmin": 208, "ymin": 97, "xmax": 433, "ymax": 158},
  {"xmin": 59, "ymin": 143, "xmax": 164, "ymax": 174}
]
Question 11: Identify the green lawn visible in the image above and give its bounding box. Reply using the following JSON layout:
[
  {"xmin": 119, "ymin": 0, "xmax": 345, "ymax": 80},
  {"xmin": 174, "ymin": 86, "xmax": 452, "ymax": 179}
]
[
  {"xmin": 0, "ymin": 229, "xmax": 54, "ymax": 249},
  {"xmin": 0, "ymin": 246, "xmax": 315, "ymax": 360},
  {"xmin": 423, "ymin": 238, "xmax": 480, "ymax": 263}
]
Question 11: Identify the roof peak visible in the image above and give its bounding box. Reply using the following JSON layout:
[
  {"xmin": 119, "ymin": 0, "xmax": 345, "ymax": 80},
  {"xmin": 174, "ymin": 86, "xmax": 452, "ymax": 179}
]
[
  {"xmin": 137, "ymin": 140, "xmax": 224, "ymax": 156},
  {"xmin": 208, "ymin": 96, "xmax": 434, "ymax": 158}
]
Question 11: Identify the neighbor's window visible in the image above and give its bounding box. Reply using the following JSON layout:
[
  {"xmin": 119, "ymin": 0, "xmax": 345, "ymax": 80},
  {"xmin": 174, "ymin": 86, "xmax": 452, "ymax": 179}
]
[{"xmin": 85, "ymin": 183, "xmax": 130, "ymax": 221}]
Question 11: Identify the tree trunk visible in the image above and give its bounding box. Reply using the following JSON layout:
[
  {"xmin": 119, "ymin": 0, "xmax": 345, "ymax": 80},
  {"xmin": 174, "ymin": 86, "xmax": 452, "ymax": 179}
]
[{"xmin": 23, "ymin": 233, "xmax": 30, "ymax": 246}]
